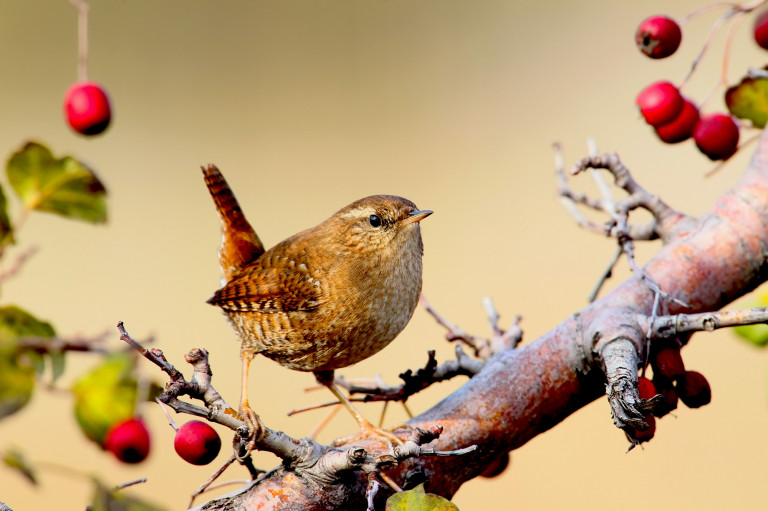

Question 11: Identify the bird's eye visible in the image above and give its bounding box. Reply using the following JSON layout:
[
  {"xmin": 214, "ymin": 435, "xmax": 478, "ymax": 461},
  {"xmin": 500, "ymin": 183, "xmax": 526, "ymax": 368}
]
[{"xmin": 369, "ymin": 214, "xmax": 382, "ymax": 228}]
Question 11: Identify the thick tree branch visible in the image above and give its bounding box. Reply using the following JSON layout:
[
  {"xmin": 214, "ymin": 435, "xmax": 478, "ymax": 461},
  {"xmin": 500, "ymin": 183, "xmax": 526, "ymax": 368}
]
[{"xmin": 192, "ymin": 127, "xmax": 768, "ymax": 510}]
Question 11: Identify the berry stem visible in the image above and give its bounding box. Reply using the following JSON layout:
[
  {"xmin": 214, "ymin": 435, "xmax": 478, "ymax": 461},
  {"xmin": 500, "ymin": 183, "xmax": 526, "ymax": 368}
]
[
  {"xmin": 680, "ymin": 0, "xmax": 768, "ymax": 90},
  {"xmin": 679, "ymin": 9, "xmax": 733, "ymax": 90},
  {"xmin": 679, "ymin": 0, "xmax": 768, "ymax": 25},
  {"xmin": 679, "ymin": 3, "xmax": 734, "ymax": 25},
  {"xmin": 67, "ymin": 0, "xmax": 90, "ymax": 81},
  {"xmin": 156, "ymin": 398, "xmax": 180, "ymax": 431},
  {"xmin": 721, "ymin": 10, "xmax": 748, "ymax": 84}
]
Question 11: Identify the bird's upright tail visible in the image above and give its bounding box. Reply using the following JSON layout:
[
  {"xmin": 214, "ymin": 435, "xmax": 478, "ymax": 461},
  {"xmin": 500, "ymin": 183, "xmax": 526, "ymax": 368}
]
[{"xmin": 202, "ymin": 164, "xmax": 265, "ymax": 282}]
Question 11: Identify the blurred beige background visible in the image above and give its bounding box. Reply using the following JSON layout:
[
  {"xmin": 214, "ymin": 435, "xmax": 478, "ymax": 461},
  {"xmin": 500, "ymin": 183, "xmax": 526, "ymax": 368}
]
[{"xmin": 1, "ymin": 1, "xmax": 767, "ymax": 509}]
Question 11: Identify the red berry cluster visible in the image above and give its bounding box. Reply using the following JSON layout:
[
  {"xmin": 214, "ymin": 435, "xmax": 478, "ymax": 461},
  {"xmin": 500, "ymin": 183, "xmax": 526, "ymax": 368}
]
[
  {"xmin": 630, "ymin": 340, "xmax": 711, "ymax": 444},
  {"xmin": 633, "ymin": 15, "xmax": 745, "ymax": 161},
  {"xmin": 636, "ymin": 80, "xmax": 739, "ymax": 160},
  {"xmin": 102, "ymin": 417, "xmax": 222, "ymax": 466}
]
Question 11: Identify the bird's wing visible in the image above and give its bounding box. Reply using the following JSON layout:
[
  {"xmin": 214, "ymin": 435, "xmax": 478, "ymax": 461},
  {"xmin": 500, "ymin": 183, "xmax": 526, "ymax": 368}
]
[{"xmin": 206, "ymin": 265, "xmax": 320, "ymax": 313}]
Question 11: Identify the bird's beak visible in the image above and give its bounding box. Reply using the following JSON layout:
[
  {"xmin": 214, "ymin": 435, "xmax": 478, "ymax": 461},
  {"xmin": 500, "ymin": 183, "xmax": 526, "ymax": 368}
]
[{"xmin": 401, "ymin": 209, "xmax": 433, "ymax": 225}]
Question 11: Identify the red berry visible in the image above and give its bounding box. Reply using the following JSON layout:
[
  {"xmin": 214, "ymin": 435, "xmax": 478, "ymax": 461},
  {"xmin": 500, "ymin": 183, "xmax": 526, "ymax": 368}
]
[
  {"xmin": 636, "ymin": 82, "xmax": 684, "ymax": 126},
  {"xmin": 104, "ymin": 418, "xmax": 151, "ymax": 464},
  {"xmin": 694, "ymin": 114, "xmax": 740, "ymax": 160},
  {"xmin": 637, "ymin": 376, "xmax": 657, "ymax": 400},
  {"xmin": 754, "ymin": 10, "xmax": 768, "ymax": 50},
  {"xmin": 652, "ymin": 346, "xmax": 686, "ymax": 380},
  {"xmin": 174, "ymin": 420, "xmax": 222, "ymax": 466},
  {"xmin": 655, "ymin": 99, "xmax": 700, "ymax": 143},
  {"xmin": 480, "ymin": 452, "xmax": 510, "ymax": 478},
  {"xmin": 678, "ymin": 370, "xmax": 712, "ymax": 408},
  {"xmin": 633, "ymin": 415, "xmax": 656, "ymax": 443},
  {"xmin": 64, "ymin": 81, "xmax": 112, "ymax": 135},
  {"xmin": 636, "ymin": 16, "xmax": 682, "ymax": 59}
]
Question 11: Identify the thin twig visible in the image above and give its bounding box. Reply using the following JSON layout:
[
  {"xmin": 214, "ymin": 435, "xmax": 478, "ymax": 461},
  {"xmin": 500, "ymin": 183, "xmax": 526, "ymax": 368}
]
[
  {"xmin": 643, "ymin": 307, "xmax": 768, "ymax": 338},
  {"xmin": 588, "ymin": 246, "xmax": 623, "ymax": 303},
  {"xmin": 188, "ymin": 455, "xmax": 241, "ymax": 509},
  {"xmin": 420, "ymin": 295, "xmax": 489, "ymax": 356},
  {"xmin": 309, "ymin": 403, "xmax": 342, "ymax": 439},
  {"xmin": 17, "ymin": 330, "xmax": 111, "ymax": 355},
  {"xmin": 378, "ymin": 472, "xmax": 402, "ymax": 493},
  {"xmin": 0, "ymin": 245, "xmax": 38, "ymax": 283},
  {"xmin": 482, "ymin": 296, "xmax": 502, "ymax": 337},
  {"xmin": 117, "ymin": 321, "xmax": 184, "ymax": 382},
  {"xmin": 156, "ymin": 399, "xmax": 179, "ymax": 431},
  {"xmin": 337, "ymin": 347, "xmax": 483, "ymax": 403},
  {"xmin": 566, "ymin": 152, "xmax": 692, "ymax": 310},
  {"xmin": 189, "ymin": 477, "xmax": 251, "ymax": 509},
  {"xmin": 114, "ymin": 478, "xmax": 147, "ymax": 490}
]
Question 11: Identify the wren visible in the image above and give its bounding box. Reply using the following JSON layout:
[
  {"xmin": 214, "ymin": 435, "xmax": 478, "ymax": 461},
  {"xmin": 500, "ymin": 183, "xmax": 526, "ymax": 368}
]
[{"xmin": 202, "ymin": 164, "xmax": 431, "ymax": 448}]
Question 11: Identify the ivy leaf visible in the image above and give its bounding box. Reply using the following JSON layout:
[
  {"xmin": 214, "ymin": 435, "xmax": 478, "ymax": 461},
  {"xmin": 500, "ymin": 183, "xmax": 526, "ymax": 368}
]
[
  {"xmin": 90, "ymin": 479, "xmax": 166, "ymax": 511},
  {"xmin": 385, "ymin": 484, "xmax": 460, "ymax": 511},
  {"xmin": 6, "ymin": 141, "xmax": 107, "ymax": 223},
  {"xmin": 725, "ymin": 76, "xmax": 768, "ymax": 129},
  {"xmin": 0, "ymin": 306, "xmax": 55, "ymax": 420},
  {"xmin": 73, "ymin": 354, "xmax": 138, "ymax": 445},
  {"xmin": 2, "ymin": 447, "xmax": 37, "ymax": 485}
]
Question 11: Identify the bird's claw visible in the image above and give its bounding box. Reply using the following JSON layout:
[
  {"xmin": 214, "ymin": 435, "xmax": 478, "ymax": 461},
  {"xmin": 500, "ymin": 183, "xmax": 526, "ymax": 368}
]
[{"xmin": 235, "ymin": 404, "xmax": 263, "ymax": 461}]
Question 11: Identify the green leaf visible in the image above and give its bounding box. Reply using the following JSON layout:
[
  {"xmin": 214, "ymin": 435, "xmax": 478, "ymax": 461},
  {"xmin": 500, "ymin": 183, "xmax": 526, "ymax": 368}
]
[
  {"xmin": 2, "ymin": 447, "xmax": 37, "ymax": 485},
  {"xmin": 733, "ymin": 322, "xmax": 768, "ymax": 346},
  {"xmin": 73, "ymin": 354, "xmax": 138, "ymax": 445},
  {"xmin": 385, "ymin": 484, "xmax": 459, "ymax": 511},
  {"xmin": 0, "ymin": 306, "xmax": 55, "ymax": 420},
  {"xmin": 0, "ymin": 184, "xmax": 13, "ymax": 246},
  {"xmin": 726, "ymin": 77, "xmax": 768, "ymax": 129},
  {"xmin": 0, "ymin": 304, "xmax": 63, "ymax": 381},
  {"xmin": 90, "ymin": 479, "xmax": 166, "ymax": 511},
  {"xmin": 49, "ymin": 349, "xmax": 66, "ymax": 383},
  {"xmin": 6, "ymin": 141, "xmax": 107, "ymax": 223},
  {"xmin": 733, "ymin": 291, "xmax": 768, "ymax": 347},
  {"xmin": 0, "ymin": 346, "xmax": 34, "ymax": 419},
  {"xmin": 0, "ymin": 305, "xmax": 55, "ymax": 344}
]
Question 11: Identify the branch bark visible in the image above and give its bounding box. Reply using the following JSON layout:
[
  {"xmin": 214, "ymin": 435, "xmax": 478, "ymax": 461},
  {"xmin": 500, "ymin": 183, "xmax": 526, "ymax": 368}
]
[{"xmin": 199, "ymin": 128, "xmax": 768, "ymax": 510}]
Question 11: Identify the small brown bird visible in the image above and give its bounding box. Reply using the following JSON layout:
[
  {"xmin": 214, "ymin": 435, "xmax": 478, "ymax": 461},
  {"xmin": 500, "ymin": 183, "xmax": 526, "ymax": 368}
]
[{"xmin": 202, "ymin": 164, "xmax": 431, "ymax": 448}]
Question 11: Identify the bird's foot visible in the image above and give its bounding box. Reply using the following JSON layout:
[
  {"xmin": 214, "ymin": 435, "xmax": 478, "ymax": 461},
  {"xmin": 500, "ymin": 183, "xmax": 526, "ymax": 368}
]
[{"xmin": 235, "ymin": 403, "xmax": 264, "ymax": 460}]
